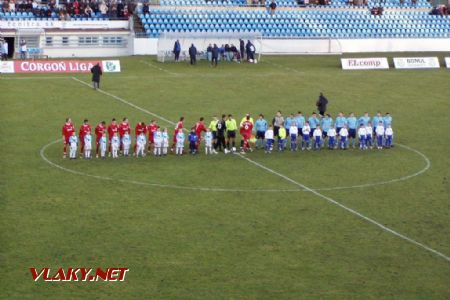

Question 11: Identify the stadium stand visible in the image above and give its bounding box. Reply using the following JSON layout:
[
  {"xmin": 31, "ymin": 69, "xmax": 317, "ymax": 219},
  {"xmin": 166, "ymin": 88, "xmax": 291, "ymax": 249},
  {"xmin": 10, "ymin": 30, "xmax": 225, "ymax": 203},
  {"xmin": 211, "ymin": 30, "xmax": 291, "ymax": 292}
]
[
  {"xmin": 138, "ymin": 4, "xmax": 450, "ymax": 39},
  {"xmin": 0, "ymin": 0, "xmax": 133, "ymax": 20}
]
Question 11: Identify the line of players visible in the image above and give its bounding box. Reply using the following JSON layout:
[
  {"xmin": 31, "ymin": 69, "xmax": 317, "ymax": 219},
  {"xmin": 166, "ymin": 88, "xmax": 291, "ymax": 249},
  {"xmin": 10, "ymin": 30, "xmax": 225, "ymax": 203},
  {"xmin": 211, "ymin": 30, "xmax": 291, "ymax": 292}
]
[{"xmin": 61, "ymin": 111, "xmax": 394, "ymax": 159}]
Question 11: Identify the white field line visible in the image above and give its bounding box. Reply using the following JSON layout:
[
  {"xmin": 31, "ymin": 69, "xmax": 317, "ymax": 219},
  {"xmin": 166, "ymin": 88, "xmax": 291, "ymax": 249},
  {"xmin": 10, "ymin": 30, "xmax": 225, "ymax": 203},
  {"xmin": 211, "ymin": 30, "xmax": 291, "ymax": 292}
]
[
  {"xmin": 65, "ymin": 77, "xmax": 449, "ymax": 262},
  {"xmin": 236, "ymin": 153, "xmax": 449, "ymax": 262},
  {"xmin": 139, "ymin": 60, "xmax": 179, "ymax": 76},
  {"xmin": 71, "ymin": 77, "xmax": 176, "ymax": 126}
]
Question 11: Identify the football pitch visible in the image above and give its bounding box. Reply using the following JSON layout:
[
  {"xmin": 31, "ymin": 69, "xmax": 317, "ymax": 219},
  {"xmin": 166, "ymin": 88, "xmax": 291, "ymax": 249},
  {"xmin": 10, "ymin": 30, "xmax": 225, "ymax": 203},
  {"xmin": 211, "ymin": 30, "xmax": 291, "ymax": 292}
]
[{"xmin": 1, "ymin": 54, "xmax": 449, "ymax": 299}]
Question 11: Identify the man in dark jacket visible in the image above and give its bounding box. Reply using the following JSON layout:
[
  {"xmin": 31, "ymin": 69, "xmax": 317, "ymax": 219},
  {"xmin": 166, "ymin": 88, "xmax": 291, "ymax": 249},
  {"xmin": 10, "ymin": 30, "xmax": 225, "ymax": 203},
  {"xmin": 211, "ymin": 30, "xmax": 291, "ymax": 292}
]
[
  {"xmin": 90, "ymin": 63, "xmax": 102, "ymax": 90},
  {"xmin": 211, "ymin": 44, "xmax": 219, "ymax": 67},
  {"xmin": 245, "ymin": 40, "xmax": 255, "ymax": 61},
  {"xmin": 239, "ymin": 39, "xmax": 245, "ymax": 61},
  {"xmin": 173, "ymin": 39, "xmax": 181, "ymax": 62},
  {"xmin": 188, "ymin": 44, "xmax": 197, "ymax": 65},
  {"xmin": 316, "ymin": 92, "xmax": 329, "ymax": 116}
]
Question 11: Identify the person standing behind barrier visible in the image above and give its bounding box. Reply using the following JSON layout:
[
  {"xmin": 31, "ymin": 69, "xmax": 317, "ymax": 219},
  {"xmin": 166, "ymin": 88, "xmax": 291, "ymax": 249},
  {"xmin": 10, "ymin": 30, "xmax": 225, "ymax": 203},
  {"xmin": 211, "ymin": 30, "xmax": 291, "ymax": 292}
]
[
  {"xmin": 211, "ymin": 44, "xmax": 219, "ymax": 67},
  {"xmin": 173, "ymin": 39, "xmax": 181, "ymax": 62},
  {"xmin": 239, "ymin": 39, "xmax": 245, "ymax": 61},
  {"xmin": 188, "ymin": 43, "xmax": 197, "ymax": 65},
  {"xmin": 2, "ymin": 40, "xmax": 9, "ymax": 61},
  {"xmin": 20, "ymin": 39, "xmax": 27, "ymax": 60},
  {"xmin": 90, "ymin": 63, "xmax": 102, "ymax": 90},
  {"xmin": 206, "ymin": 44, "xmax": 213, "ymax": 62}
]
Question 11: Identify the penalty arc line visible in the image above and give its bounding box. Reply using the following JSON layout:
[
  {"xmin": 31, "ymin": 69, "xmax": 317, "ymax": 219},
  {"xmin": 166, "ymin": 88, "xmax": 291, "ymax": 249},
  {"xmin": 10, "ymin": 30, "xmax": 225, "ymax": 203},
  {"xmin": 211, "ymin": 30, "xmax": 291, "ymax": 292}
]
[
  {"xmin": 236, "ymin": 153, "xmax": 449, "ymax": 262},
  {"xmin": 67, "ymin": 77, "xmax": 449, "ymax": 262}
]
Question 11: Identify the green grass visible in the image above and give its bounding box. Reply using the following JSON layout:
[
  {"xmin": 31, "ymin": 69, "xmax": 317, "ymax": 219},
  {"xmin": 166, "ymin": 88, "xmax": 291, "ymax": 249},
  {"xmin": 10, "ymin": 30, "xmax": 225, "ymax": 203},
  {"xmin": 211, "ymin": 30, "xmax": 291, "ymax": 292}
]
[{"xmin": 1, "ymin": 54, "xmax": 450, "ymax": 299}]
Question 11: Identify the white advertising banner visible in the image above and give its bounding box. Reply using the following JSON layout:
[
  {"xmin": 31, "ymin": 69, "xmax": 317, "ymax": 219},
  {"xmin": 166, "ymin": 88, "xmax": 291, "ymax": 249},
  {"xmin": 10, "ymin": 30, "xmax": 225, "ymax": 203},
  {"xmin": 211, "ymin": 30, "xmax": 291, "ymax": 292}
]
[
  {"xmin": 0, "ymin": 61, "xmax": 15, "ymax": 73},
  {"xmin": 102, "ymin": 60, "xmax": 121, "ymax": 73},
  {"xmin": 445, "ymin": 57, "xmax": 450, "ymax": 68},
  {"xmin": 393, "ymin": 57, "xmax": 440, "ymax": 69},
  {"xmin": 341, "ymin": 58, "xmax": 389, "ymax": 70}
]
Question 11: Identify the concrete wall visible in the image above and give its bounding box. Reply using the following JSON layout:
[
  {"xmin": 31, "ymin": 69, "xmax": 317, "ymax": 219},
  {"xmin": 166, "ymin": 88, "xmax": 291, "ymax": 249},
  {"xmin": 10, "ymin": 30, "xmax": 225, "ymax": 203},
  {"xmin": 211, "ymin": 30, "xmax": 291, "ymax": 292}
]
[{"xmin": 131, "ymin": 38, "xmax": 450, "ymax": 55}]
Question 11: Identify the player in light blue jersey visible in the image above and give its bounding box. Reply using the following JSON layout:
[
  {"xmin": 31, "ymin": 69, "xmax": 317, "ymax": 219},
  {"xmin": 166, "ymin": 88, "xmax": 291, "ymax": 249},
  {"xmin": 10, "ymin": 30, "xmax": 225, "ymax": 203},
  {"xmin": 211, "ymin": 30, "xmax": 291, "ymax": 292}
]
[
  {"xmin": 358, "ymin": 112, "xmax": 371, "ymax": 127},
  {"xmin": 335, "ymin": 112, "xmax": 347, "ymax": 136},
  {"xmin": 175, "ymin": 129, "xmax": 185, "ymax": 155},
  {"xmin": 308, "ymin": 112, "xmax": 319, "ymax": 137},
  {"xmin": 254, "ymin": 114, "xmax": 268, "ymax": 149},
  {"xmin": 372, "ymin": 112, "xmax": 383, "ymax": 146},
  {"xmin": 122, "ymin": 132, "xmax": 131, "ymax": 156},
  {"xmin": 321, "ymin": 114, "xmax": 333, "ymax": 147},
  {"xmin": 346, "ymin": 113, "xmax": 358, "ymax": 148},
  {"xmin": 284, "ymin": 113, "xmax": 294, "ymax": 130},
  {"xmin": 84, "ymin": 131, "xmax": 92, "ymax": 159},
  {"xmin": 294, "ymin": 111, "xmax": 306, "ymax": 136},
  {"xmin": 69, "ymin": 132, "xmax": 78, "ymax": 159}
]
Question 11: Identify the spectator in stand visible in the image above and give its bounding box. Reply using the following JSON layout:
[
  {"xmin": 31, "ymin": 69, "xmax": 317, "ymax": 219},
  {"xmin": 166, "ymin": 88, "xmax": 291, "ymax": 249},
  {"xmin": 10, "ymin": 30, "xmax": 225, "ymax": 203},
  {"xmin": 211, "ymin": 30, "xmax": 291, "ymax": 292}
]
[
  {"xmin": 99, "ymin": 1, "xmax": 108, "ymax": 17},
  {"xmin": 117, "ymin": 0, "xmax": 124, "ymax": 18},
  {"xmin": 142, "ymin": 2, "xmax": 149, "ymax": 14},
  {"xmin": 188, "ymin": 43, "xmax": 197, "ymax": 65},
  {"xmin": 269, "ymin": 0, "xmax": 277, "ymax": 15}
]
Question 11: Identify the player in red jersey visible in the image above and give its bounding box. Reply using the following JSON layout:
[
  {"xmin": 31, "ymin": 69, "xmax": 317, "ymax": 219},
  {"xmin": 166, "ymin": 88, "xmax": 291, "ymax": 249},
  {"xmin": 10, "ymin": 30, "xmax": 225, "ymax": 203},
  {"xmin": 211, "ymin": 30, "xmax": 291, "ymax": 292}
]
[
  {"xmin": 118, "ymin": 117, "xmax": 131, "ymax": 152},
  {"xmin": 107, "ymin": 118, "xmax": 119, "ymax": 155},
  {"xmin": 172, "ymin": 117, "xmax": 184, "ymax": 151},
  {"xmin": 62, "ymin": 118, "xmax": 75, "ymax": 158},
  {"xmin": 194, "ymin": 117, "xmax": 207, "ymax": 150},
  {"xmin": 146, "ymin": 120, "xmax": 159, "ymax": 151},
  {"xmin": 95, "ymin": 121, "xmax": 106, "ymax": 158},
  {"xmin": 78, "ymin": 119, "xmax": 91, "ymax": 157},
  {"xmin": 134, "ymin": 121, "xmax": 147, "ymax": 153},
  {"xmin": 240, "ymin": 116, "xmax": 253, "ymax": 153}
]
